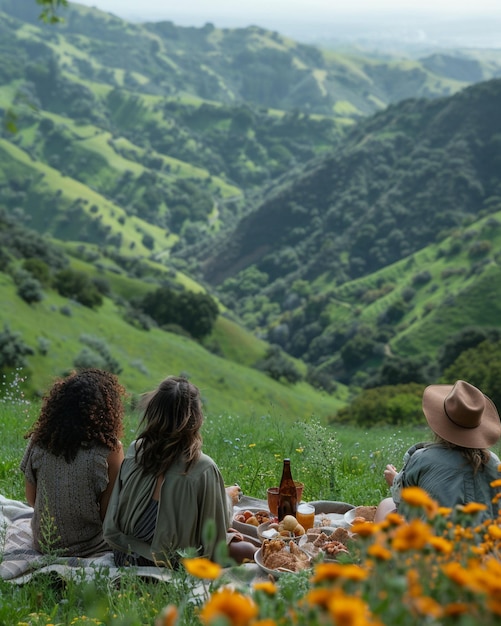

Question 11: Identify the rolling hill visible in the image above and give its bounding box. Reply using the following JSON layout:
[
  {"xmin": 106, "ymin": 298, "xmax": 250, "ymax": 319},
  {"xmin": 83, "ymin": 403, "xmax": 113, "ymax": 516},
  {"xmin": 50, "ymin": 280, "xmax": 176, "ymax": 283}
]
[
  {"xmin": 2, "ymin": 0, "xmax": 501, "ymax": 414},
  {"xmin": 196, "ymin": 78, "xmax": 501, "ymax": 384}
]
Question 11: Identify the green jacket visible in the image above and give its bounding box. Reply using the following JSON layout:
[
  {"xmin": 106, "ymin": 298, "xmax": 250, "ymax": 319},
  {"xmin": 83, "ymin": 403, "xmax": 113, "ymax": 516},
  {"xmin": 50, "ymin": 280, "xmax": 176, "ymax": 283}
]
[
  {"xmin": 400, "ymin": 443, "xmax": 501, "ymax": 522},
  {"xmin": 103, "ymin": 441, "xmax": 230, "ymax": 566}
]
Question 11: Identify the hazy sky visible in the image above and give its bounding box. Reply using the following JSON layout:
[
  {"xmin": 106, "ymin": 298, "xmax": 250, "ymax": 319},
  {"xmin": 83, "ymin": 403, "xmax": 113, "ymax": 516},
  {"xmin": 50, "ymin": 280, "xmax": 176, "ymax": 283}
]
[
  {"xmin": 72, "ymin": 0, "xmax": 501, "ymax": 47},
  {"xmin": 74, "ymin": 0, "xmax": 501, "ymax": 23}
]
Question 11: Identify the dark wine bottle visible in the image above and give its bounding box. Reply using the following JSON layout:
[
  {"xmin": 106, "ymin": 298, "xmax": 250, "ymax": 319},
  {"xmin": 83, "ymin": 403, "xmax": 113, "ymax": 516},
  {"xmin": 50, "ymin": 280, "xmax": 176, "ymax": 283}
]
[{"xmin": 277, "ymin": 458, "xmax": 297, "ymax": 521}]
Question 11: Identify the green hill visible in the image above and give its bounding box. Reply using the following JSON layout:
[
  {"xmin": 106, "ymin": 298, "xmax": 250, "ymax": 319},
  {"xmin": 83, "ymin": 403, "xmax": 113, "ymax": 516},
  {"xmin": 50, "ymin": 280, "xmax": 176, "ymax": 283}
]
[
  {"xmin": 2, "ymin": 0, "xmax": 501, "ymax": 413},
  {"xmin": 197, "ymin": 79, "xmax": 501, "ymax": 385}
]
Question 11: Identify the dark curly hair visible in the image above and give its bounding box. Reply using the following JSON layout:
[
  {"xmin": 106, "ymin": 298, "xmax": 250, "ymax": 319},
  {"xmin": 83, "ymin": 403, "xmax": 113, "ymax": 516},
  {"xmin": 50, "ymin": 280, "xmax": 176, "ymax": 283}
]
[
  {"xmin": 135, "ymin": 376, "xmax": 203, "ymax": 476},
  {"xmin": 26, "ymin": 369, "xmax": 125, "ymax": 462}
]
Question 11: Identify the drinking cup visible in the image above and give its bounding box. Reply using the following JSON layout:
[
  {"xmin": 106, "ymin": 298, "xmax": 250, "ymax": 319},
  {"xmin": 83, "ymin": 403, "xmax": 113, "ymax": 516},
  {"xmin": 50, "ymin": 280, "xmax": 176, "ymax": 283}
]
[
  {"xmin": 267, "ymin": 482, "xmax": 305, "ymax": 517},
  {"xmin": 267, "ymin": 487, "xmax": 280, "ymax": 516},
  {"xmin": 296, "ymin": 503, "xmax": 315, "ymax": 531}
]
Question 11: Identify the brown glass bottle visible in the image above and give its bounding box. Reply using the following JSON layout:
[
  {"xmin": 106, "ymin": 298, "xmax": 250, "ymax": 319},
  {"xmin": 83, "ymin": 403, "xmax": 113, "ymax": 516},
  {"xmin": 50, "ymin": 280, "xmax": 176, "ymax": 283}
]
[{"xmin": 277, "ymin": 458, "xmax": 297, "ymax": 521}]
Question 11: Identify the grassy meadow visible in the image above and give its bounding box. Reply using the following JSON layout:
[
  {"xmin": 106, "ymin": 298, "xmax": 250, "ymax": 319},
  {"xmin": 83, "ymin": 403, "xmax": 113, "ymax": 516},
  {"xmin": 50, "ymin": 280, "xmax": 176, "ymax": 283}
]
[
  {"xmin": 2, "ymin": 383, "xmax": 501, "ymax": 625},
  {"xmin": 0, "ymin": 375, "xmax": 423, "ymax": 625}
]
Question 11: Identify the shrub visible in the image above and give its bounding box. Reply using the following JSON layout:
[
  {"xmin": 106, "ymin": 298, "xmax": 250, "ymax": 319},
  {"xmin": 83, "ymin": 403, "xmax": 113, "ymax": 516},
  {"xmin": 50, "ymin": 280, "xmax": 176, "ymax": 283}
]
[
  {"xmin": 334, "ymin": 383, "xmax": 424, "ymax": 427},
  {"xmin": 411, "ymin": 270, "xmax": 432, "ymax": 286},
  {"xmin": 22, "ymin": 258, "xmax": 51, "ymax": 286},
  {"xmin": 54, "ymin": 268, "xmax": 103, "ymax": 309},
  {"xmin": 255, "ymin": 345, "xmax": 303, "ymax": 384},
  {"xmin": 76, "ymin": 334, "xmax": 122, "ymax": 374},
  {"xmin": 0, "ymin": 324, "xmax": 34, "ymax": 373},
  {"xmin": 16, "ymin": 276, "xmax": 44, "ymax": 304}
]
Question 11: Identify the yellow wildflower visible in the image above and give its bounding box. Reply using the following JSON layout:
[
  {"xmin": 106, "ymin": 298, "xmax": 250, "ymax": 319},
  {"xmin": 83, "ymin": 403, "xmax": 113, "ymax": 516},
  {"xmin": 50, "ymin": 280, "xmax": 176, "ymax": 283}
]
[
  {"xmin": 351, "ymin": 521, "xmax": 378, "ymax": 537},
  {"xmin": 487, "ymin": 524, "xmax": 501, "ymax": 539},
  {"xmin": 327, "ymin": 593, "xmax": 373, "ymax": 626},
  {"xmin": 442, "ymin": 602, "xmax": 469, "ymax": 617},
  {"xmin": 443, "ymin": 562, "xmax": 470, "ymax": 587},
  {"xmin": 392, "ymin": 519, "xmax": 431, "ymax": 551},
  {"xmin": 437, "ymin": 507, "xmax": 452, "ymax": 516},
  {"xmin": 385, "ymin": 512, "xmax": 405, "ymax": 526},
  {"xmin": 367, "ymin": 544, "xmax": 392, "ymax": 561},
  {"xmin": 155, "ymin": 605, "xmax": 178, "ymax": 626},
  {"xmin": 311, "ymin": 562, "xmax": 368, "ymax": 583},
  {"xmin": 488, "ymin": 597, "xmax": 501, "ymax": 616},
  {"xmin": 248, "ymin": 443, "xmax": 256, "ymax": 448},
  {"xmin": 307, "ymin": 588, "xmax": 338, "ymax": 609},
  {"xmin": 458, "ymin": 502, "xmax": 487, "ymax": 514},
  {"xmin": 253, "ymin": 581, "xmax": 277, "ymax": 595},
  {"xmin": 410, "ymin": 596, "xmax": 443, "ymax": 619},
  {"xmin": 401, "ymin": 487, "xmax": 437, "ymax": 517},
  {"xmin": 182, "ymin": 557, "xmax": 222, "ymax": 580},
  {"xmin": 428, "ymin": 536, "xmax": 453, "ymax": 554},
  {"xmin": 198, "ymin": 588, "xmax": 258, "ymax": 626}
]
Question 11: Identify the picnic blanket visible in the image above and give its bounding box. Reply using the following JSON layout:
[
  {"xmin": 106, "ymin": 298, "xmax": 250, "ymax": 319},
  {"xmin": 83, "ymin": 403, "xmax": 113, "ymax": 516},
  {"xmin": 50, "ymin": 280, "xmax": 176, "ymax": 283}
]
[{"xmin": 0, "ymin": 495, "xmax": 265, "ymax": 586}]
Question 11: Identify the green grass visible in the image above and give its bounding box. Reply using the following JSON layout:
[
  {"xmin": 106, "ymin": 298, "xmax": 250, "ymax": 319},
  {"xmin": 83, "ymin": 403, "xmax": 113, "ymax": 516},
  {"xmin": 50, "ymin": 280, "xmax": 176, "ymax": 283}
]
[
  {"xmin": 0, "ymin": 377, "xmax": 422, "ymax": 626},
  {"xmin": 0, "ymin": 267, "xmax": 347, "ymax": 419}
]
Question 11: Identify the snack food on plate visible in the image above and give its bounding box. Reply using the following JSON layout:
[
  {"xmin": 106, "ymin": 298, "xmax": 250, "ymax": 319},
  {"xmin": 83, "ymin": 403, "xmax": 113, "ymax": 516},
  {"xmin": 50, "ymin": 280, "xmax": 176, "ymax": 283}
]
[
  {"xmin": 352, "ymin": 506, "xmax": 377, "ymax": 522},
  {"xmin": 234, "ymin": 509, "xmax": 271, "ymax": 526},
  {"xmin": 261, "ymin": 538, "xmax": 310, "ymax": 572}
]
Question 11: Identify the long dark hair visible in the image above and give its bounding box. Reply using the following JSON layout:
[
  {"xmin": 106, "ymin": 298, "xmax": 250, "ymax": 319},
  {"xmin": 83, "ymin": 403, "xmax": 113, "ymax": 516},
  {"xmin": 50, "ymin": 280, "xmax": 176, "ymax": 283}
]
[
  {"xmin": 26, "ymin": 369, "xmax": 125, "ymax": 462},
  {"xmin": 135, "ymin": 376, "xmax": 203, "ymax": 476}
]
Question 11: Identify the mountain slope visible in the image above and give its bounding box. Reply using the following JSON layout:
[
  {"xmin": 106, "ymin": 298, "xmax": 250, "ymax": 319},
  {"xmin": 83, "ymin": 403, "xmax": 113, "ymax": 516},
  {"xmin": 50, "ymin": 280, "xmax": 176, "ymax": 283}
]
[
  {"xmin": 202, "ymin": 79, "xmax": 501, "ymax": 285},
  {"xmin": 1, "ymin": 0, "xmax": 501, "ymax": 119},
  {"xmin": 196, "ymin": 79, "xmax": 501, "ymax": 381}
]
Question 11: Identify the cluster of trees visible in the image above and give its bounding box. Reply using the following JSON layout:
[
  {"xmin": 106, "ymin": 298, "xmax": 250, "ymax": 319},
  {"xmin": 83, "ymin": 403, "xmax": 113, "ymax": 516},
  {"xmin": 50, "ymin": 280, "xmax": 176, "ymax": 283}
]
[
  {"xmin": 335, "ymin": 327, "xmax": 501, "ymax": 425},
  {"xmin": 139, "ymin": 286, "xmax": 219, "ymax": 340}
]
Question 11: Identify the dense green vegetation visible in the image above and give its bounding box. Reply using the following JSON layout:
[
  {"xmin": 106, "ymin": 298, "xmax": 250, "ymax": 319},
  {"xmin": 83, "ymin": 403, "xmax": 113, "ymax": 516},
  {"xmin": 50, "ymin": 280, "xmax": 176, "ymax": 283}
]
[
  {"xmin": 199, "ymin": 79, "xmax": 501, "ymax": 393},
  {"xmin": 2, "ymin": 0, "xmax": 501, "ymax": 424}
]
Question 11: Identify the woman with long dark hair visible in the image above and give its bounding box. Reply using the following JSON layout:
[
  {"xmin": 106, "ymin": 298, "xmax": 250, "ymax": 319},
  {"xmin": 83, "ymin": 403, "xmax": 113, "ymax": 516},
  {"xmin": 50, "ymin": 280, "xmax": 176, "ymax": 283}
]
[
  {"xmin": 103, "ymin": 376, "xmax": 243, "ymax": 567},
  {"xmin": 21, "ymin": 368, "xmax": 125, "ymax": 556}
]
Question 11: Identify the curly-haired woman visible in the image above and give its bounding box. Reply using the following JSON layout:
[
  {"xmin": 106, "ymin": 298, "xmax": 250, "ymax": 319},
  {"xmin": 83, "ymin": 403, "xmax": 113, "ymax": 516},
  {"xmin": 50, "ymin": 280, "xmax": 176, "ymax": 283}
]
[
  {"xmin": 20, "ymin": 368, "xmax": 125, "ymax": 557},
  {"xmin": 103, "ymin": 375, "xmax": 257, "ymax": 567}
]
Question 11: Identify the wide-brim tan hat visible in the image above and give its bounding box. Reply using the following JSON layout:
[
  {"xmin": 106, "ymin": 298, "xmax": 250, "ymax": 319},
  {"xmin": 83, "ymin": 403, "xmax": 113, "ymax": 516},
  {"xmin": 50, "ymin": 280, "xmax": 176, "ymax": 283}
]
[{"xmin": 422, "ymin": 380, "xmax": 501, "ymax": 448}]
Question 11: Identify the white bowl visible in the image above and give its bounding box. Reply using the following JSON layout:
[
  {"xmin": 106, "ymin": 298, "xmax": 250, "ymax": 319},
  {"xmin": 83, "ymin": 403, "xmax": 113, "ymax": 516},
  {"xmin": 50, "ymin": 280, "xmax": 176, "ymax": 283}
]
[
  {"xmin": 254, "ymin": 545, "xmax": 311, "ymax": 578},
  {"xmin": 232, "ymin": 508, "xmax": 272, "ymax": 538},
  {"xmin": 344, "ymin": 506, "xmax": 377, "ymax": 525}
]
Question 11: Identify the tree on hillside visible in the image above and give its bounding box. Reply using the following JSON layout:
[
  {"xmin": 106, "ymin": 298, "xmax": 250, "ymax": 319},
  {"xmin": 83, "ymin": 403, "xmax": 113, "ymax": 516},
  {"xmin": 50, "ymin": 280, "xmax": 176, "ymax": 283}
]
[
  {"xmin": 437, "ymin": 327, "xmax": 501, "ymax": 373},
  {"xmin": 54, "ymin": 269, "xmax": 103, "ymax": 309},
  {"xmin": 333, "ymin": 383, "xmax": 424, "ymax": 427},
  {"xmin": 255, "ymin": 345, "xmax": 303, "ymax": 384},
  {"xmin": 140, "ymin": 287, "xmax": 219, "ymax": 340},
  {"xmin": 442, "ymin": 339, "xmax": 501, "ymax": 409}
]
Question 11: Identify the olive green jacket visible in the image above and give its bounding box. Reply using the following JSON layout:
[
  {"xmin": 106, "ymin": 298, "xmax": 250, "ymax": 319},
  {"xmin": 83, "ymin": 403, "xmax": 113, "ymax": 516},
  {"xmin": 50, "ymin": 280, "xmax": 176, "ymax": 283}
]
[{"xmin": 103, "ymin": 441, "xmax": 230, "ymax": 566}]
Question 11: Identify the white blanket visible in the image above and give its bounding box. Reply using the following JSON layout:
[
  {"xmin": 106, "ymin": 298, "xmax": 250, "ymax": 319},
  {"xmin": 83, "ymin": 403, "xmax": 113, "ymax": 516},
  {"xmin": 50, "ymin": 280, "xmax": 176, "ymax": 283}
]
[{"xmin": 0, "ymin": 495, "xmax": 263, "ymax": 586}]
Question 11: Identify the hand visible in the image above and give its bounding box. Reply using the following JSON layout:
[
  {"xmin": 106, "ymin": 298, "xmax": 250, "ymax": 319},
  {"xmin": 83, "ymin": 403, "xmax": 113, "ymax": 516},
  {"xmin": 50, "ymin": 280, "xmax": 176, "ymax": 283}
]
[
  {"xmin": 226, "ymin": 484, "xmax": 243, "ymax": 506},
  {"xmin": 227, "ymin": 528, "xmax": 244, "ymax": 542},
  {"xmin": 383, "ymin": 464, "xmax": 397, "ymax": 487}
]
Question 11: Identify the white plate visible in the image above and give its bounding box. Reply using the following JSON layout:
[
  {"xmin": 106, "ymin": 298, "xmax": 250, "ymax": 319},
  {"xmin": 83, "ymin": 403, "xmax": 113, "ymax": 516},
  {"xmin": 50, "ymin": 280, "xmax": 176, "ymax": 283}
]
[
  {"xmin": 254, "ymin": 546, "xmax": 312, "ymax": 578},
  {"xmin": 315, "ymin": 512, "xmax": 349, "ymax": 528}
]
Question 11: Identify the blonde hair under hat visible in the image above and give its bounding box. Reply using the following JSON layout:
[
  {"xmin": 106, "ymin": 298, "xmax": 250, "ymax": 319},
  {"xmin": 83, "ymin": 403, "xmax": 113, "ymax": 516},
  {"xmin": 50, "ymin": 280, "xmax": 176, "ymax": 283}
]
[{"xmin": 422, "ymin": 380, "xmax": 501, "ymax": 449}]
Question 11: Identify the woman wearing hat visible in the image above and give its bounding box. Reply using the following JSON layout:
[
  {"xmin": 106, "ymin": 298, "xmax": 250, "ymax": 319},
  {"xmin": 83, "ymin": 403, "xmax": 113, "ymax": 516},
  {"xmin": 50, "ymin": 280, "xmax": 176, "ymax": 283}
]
[{"xmin": 376, "ymin": 380, "xmax": 501, "ymax": 522}]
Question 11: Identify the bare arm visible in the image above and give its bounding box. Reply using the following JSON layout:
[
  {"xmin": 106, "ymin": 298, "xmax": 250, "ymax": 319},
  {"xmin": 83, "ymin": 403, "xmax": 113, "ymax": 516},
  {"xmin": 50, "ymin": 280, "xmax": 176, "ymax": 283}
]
[
  {"xmin": 25, "ymin": 479, "xmax": 36, "ymax": 507},
  {"xmin": 99, "ymin": 443, "xmax": 124, "ymax": 521}
]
